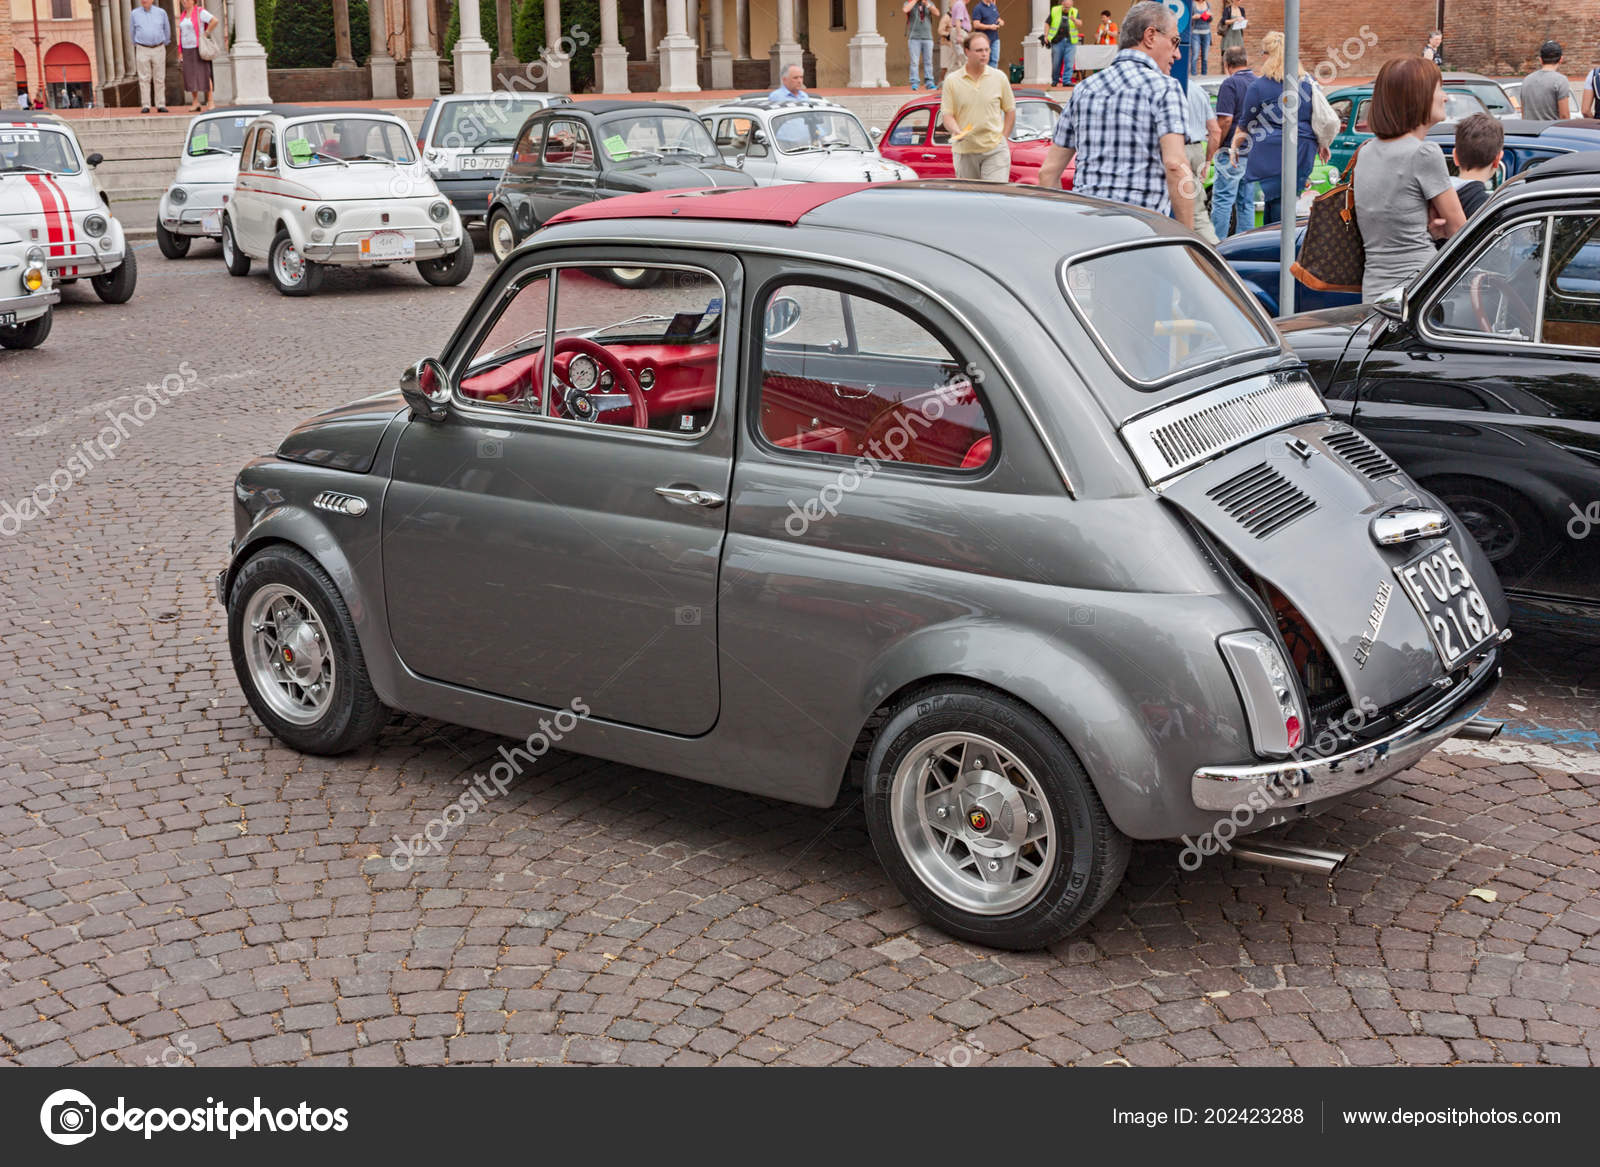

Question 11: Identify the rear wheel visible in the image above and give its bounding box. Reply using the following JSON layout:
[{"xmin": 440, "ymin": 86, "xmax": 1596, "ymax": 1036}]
[
  {"xmin": 156, "ymin": 222, "xmax": 191, "ymax": 258},
  {"xmin": 1431, "ymin": 477, "xmax": 1547, "ymax": 579},
  {"xmin": 488, "ymin": 207, "xmax": 518, "ymax": 263},
  {"xmin": 417, "ymin": 231, "xmax": 474, "ymax": 286},
  {"xmin": 221, "ymin": 217, "xmax": 251, "ymax": 276},
  {"xmin": 91, "ymin": 246, "xmax": 137, "ymax": 303},
  {"xmin": 269, "ymin": 229, "xmax": 323, "ymax": 296},
  {"xmin": 227, "ymin": 545, "xmax": 386, "ymax": 754},
  {"xmin": 0, "ymin": 309, "xmax": 51, "ymax": 349},
  {"xmin": 864, "ymin": 684, "xmax": 1130, "ymax": 950}
]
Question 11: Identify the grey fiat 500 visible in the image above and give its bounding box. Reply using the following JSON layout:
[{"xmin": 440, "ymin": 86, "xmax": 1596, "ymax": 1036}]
[{"xmin": 218, "ymin": 182, "xmax": 1510, "ymax": 949}]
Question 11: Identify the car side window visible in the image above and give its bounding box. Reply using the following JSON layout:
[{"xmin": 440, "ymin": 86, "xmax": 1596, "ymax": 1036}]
[
  {"xmin": 887, "ymin": 109, "xmax": 930, "ymax": 146},
  {"xmin": 459, "ymin": 271, "xmax": 552, "ymax": 412},
  {"xmin": 712, "ymin": 116, "xmax": 757, "ymax": 160},
  {"xmin": 1426, "ymin": 219, "xmax": 1544, "ymax": 342},
  {"xmin": 1330, "ymin": 98, "xmax": 1353, "ymax": 133},
  {"xmin": 513, "ymin": 119, "xmax": 545, "ymax": 165},
  {"xmin": 543, "ymin": 120, "xmax": 594, "ymax": 167},
  {"xmin": 757, "ymin": 283, "xmax": 994, "ymax": 470},
  {"xmin": 1542, "ymin": 214, "xmax": 1600, "ymax": 349},
  {"xmin": 1353, "ymin": 99, "xmax": 1371, "ymax": 132},
  {"xmin": 252, "ymin": 128, "xmax": 277, "ymax": 170}
]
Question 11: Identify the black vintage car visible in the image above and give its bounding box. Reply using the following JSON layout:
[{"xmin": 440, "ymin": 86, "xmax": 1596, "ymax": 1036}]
[
  {"xmin": 484, "ymin": 100, "xmax": 755, "ymax": 263},
  {"xmin": 1283, "ymin": 152, "xmax": 1600, "ymax": 627}
]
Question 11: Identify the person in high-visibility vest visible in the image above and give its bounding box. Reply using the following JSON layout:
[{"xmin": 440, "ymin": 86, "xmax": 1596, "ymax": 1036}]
[{"xmin": 1044, "ymin": 2, "xmax": 1082, "ymax": 87}]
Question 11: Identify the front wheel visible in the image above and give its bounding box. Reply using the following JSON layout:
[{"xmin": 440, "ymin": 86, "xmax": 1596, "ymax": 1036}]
[
  {"xmin": 0, "ymin": 309, "xmax": 52, "ymax": 349},
  {"xmin": 91, "ymin": 246, "xmax": 137, "ymax": 303},
  {"xmin": 269, "ymin": 229, "xmax": 323, "ymax": 296},
  {"xmin": 221, "ymin": 217, "xmax": 251, "ymax": 276},
  {"xmin": 864, "ymin": 684, "xmax": 1130, "ymax": 950},
  {"xmin": 487, "ymin": 207, "xmax": 518, "ymax": 263},
  {"xmin": 417, "ymin": 231, "xmax": 474, "ymax": 286},
  {"xmin": 227, "ymin": 545, "xmax": 387, "ymax": 754},
  {"xmin": 156, "ymin": 221, "xmax": 191, "ymax": 258}
]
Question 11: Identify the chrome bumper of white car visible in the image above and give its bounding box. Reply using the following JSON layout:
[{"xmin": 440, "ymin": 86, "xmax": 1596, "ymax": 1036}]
[
  {"xmin": 0, "ymin": 287, "xmax": 58, "ymax": 323},
  {"xmin": 45, "ymin": 239, "xmax": 124, "ymax": 277},
  {"xmin": 303, "ymin": 228, "xmax": 459, "ymax": 264},
  {"xmin": 1191, "ymin": 648, "xmax": 1501, "ymax": 814},
  {"xmin": 163, "ymin": 205, "xmax": 226, "ymax": 238}
]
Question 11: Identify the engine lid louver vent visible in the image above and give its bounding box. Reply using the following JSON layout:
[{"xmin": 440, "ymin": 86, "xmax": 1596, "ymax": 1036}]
[
  {"xmin": 1205, "ymin": 463, "xmax": 1317, "ymax": 538},
  {"xmin": 1323, "ymin": 427, "xmax": 1401, "ymax": 480},
  {"xmin": 1120, "ymin": 372, "xmax": 1327, "ymax": 484}
]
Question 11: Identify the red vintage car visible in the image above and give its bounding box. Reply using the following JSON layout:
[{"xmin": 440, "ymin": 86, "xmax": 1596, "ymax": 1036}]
[{"xmin": 877, "ymin": 89, "xmax": 1074, "ymax": 187}]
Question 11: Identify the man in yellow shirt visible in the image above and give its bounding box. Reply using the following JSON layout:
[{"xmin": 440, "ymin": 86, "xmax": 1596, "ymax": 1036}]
[{"xmin": 940, "ymin": 32, "xmax": 1017, "ymax": 182}]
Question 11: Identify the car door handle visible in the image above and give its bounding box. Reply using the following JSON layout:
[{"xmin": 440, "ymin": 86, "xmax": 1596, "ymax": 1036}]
[
  {"xmin": 655, "ymin": 486, "xmax": 725, "ymax": 508},
  {"xmin": 921, "ymin": 153, "xmax": 937, "ymax": 159}
]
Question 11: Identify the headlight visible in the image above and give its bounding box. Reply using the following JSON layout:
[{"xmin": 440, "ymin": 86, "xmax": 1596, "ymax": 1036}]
[
  {"xmin": 83, "ymin": 214, "xmax": 107, "ymax": 238},
  {"xmin": 169, "ymin": 186, "xmax": 188, "ymax": 205},
  {"xmin": 429, "ymin": 201, "xmax": 451, "ymax": 223},
  {"xmin": 1218, "ymin": 631, "xmax": 1305, "ymax": 757},
  {"xmin": 25, "ymin": 246, "xmax": 45, "ymax": 265},
  {"xmin": 22, "ymin": 263, "xmax": 45, "ymax": 292},
  {"xmin": 315, "ymin": 205, "xmax": 337, "ymax": 227}
]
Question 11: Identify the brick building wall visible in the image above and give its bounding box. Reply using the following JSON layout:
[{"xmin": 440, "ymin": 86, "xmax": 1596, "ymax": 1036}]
[
  {"xmin": 1214, "ymin": 2, "xmax": 1436, "ymax": 82},
  {"xmin": 1, "ymin": 7, "xmax": 14, "ymax": 105},
  {"xmin": 1438, "ymin": 0, "xmax": 1598, "ymax": 75}
]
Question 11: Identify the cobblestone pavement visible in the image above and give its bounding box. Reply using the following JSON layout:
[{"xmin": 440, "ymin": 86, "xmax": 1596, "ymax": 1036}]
[{"xmin": 1, "ymin": 240, "xmax": 1597, "ymax": 1069}]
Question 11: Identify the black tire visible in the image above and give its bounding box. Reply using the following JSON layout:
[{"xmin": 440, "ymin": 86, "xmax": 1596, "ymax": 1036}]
[
  {"xmin": 0, "ymin": 308, "xmax": 51, "ymax": 349},
  {"xmin": 1430, "ymin": 476, "xmax": 1548, "ymax": 580},
  {"xmin": 417, "ymin": 231, "xmax": 474, "ymax": 286},
  {"xmin": 227, "ymin": 545, "xmax": 387, "ymax": 755},
  {"xmin": 487, "ymin": 207, "xmax": 518, "ymax": 263},
  {"xmin": 864, "ymin": 683, "xmax": 1130, "ymax": 950},
  {"xmin": 91, "ymin": 245, "xmax": 137, "ymax": 303},
  {"xmin": 221, "ymin": 216, "xmax": 251, "ymax": 276},
  {"xmin": 155, "ymin": 221, "xmax": 191, "ymax": 258},
  {"xmin": 268, "ymin": 229, "xmax": 323, "ymax": 296}
]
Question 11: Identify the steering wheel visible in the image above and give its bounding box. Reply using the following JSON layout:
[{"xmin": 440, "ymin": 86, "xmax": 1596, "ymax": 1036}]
[
  {"xmin": 1469, "ymin": 271, "xmax": 1537, "ymax": 337},
  {"xmin": 531, "ymin": 337, "xmax": 648, "ymax": 428}
]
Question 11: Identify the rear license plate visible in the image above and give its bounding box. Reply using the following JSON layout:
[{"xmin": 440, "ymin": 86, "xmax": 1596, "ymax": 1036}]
[
  {"xmin": 0, "ymin": 311, "xmax": 15, "ymax": 325},
  {"xmin": 199, "ymin": 211, "xmax": 221, "ymax": 235},
  {"xmin": 1394, "ymin": 543, "xmax": 1498, "ymax": 670},
  {"xmin": 359, "ymin": 230, "xmax": 414, "ymax": 262},
  {"xmin": 460, "ymin": 154, "xmax": 508, "ymax": 170}
]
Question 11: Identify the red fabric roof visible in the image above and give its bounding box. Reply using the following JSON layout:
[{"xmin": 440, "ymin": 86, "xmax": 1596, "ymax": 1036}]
[{"xmin": 543, "ymin": 183, "xmax": 874, "ymax": 228}]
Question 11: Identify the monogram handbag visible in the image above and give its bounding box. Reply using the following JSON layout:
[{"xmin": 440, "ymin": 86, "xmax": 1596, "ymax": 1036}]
[{"xmin": 1291, "ymin": 146, "xmax": 1364, "ymax": 293}]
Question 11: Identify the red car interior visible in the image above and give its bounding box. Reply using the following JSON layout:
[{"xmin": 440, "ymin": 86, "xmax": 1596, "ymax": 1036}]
[
  {"xmin": 460, "ymin": 341, "xmax": 718, "ymax": 428},
  {"xmin": 760, "ymin": 373, "xmax": 992, "ymax": 469}
]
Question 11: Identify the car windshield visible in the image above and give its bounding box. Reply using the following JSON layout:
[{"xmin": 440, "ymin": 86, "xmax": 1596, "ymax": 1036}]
[
  {"xmin": 435, "ymin": 97, "xmax": 553, "ymax": 148},
  {"xmin": 771, "ymin": 110, "xmax": 872, "ymax": 153},
  {"xmin": 0, "ymin": 127, "xmax": 80, "ymax": 174},
  {"xmin": 188, "ymin": 114, "xmax": 252, "ymax": 156},
  {"xmin": 1457, "ymin": 80, "xmax": 1514, "ymax": 116},
  {"xmin": 600, "ymin": 115, "xmax": 720, "ymax": 163},
  {"xmin": 1064, "ymin": 243, "xmax": 1279, "ymax": 385},
  {"xmin": 1011, "ymin": 101, "xmax": 1059, "ymax": 140},
  {"xmin": 283, "ymin": 118, "xmax": 415, "ymax": 166},
  {"xmin": 1442, "ymin": 92, "xmax": 1489, "ymax": 122}
]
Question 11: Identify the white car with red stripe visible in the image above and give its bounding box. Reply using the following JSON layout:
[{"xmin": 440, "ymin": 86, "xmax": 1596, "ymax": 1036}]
[
  {"xmin": 0, "ymin": 112, "xmax": 136, "ymax": 304},
  {"xmin": 221, "ymin": 109, "xmax": 473, "ymax": 296},
  {"xmin": 0, "ymin": 226, "xmax": 57, "ymax": 349}
]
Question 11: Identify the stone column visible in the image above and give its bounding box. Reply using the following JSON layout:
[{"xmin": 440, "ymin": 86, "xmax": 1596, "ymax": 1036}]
[
  {"xmin": 707, "ymin": 0, "xmax": 731, "ymax": 88},
  {"xmin": 94, "ymin": 1, "xmax": 115, "ymax": 97},
  {"xmin": 769, "ymin": 0, "xmax": 800, "ymax": 86},
  {"xmin": 453, "ymin": 0, "xmax": 492, "ymax": 91},
  {"xmin": 735, "ymin": 0, "xmax": 748, "ymax": 59},
  {"xmin": 1023, "ymin": 0, "xmax": 1050, "ymax": 84},
  {"xmin": 657, "ymin": 0, "xmax": 698, "ymax": 91},
  {"xmin": 230, "ymin": 0, "xmax": 270, "ymax": 101},
  {"xmin": 493, "ymin": 0, "xmax": 517, "ymax": 86},
  {"xmin": 542, "ymin": 0, "xmax": 571, "ymax": 92},
  {"xmin": 211, "ymin": 0, "xmax": 235, "ymax": 104},
  {"xmin": 369, "ymin": 0, "xmax": 398, "ymax": 97},
  {"xmin": 596, "ymin": 0, "xmax": 629, "ymax": 93},
  {"xmin": 332, "ymin": 0, "xmax": 357, "ymax": 67},
  {"xmin": 407, "ymin": 0, "xmax": 440, "ymax": 97},
  {"xmin": 116, "ymin": 0, "xmax": 136, "ymax": 82},
  {"xmin": 847, "ymin": 0, "xmax": 887, "ymax": 87}
]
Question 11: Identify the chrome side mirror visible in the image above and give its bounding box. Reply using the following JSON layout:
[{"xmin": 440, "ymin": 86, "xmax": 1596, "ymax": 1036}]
[
  {"xmin": 1371, "ymin": 284, "xmax": 1407, "ymax": 323},
  {"xmin": 401, "ymin": 357, "xmax": 451, "ymax": 420},
  {"xmin": 869, "ymin": 126, "xmax": 884, "ymax": 142},
  {"xmin": 764, "ymin": 295, "xmax": 803, "ymax": 339}
]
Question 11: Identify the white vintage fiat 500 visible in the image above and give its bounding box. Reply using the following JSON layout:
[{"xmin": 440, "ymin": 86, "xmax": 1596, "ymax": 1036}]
[
  {"xmin": 221, "ymin": 108, "xmax": 473, "ymax": 296},
  {"xmin": 157, "ymin": 105, "xmax": 275, "ymax": 258},
  {"xmin": 0, "ymin": 111, "xmax": 136, "ymax": 304},
  {"xmin": 0, "ymin": 226, "xmax": 57, "ymax": 349}
]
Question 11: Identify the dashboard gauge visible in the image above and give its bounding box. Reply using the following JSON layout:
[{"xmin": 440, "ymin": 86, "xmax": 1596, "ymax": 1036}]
[
  {"xmin": 637, "ymin": 366, "xmax": 656, "ymax": 391},
  {"xmin": 567, "ymin": 353, "xmax": 598, "ymax": 391},
  {"xmin": 598, "ymin": 370, "xmax": 613, "ymax": 389}
]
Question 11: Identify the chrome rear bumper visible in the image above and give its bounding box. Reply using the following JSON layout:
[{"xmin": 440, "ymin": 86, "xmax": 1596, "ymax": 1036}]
[{"xmin": 1191, "ymin": 649, "xmax": 1501, "ymax": 813}]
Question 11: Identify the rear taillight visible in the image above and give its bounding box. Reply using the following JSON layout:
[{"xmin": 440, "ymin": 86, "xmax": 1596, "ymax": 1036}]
[{"xmin": 1219, "ymin": 630, "xmax": 1307, "ymax": 759}]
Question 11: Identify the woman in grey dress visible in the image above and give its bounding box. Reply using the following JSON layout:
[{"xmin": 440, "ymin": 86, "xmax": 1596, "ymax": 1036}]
[{"xmin": 1219, "ymin": 4, "xmax": 1246, "ymax": 54}]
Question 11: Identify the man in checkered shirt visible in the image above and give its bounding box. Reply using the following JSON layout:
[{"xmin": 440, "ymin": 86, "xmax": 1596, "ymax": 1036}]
[{"xmin": 1037, "ymin": 1, "xmax": 1194, "ymax": 228}]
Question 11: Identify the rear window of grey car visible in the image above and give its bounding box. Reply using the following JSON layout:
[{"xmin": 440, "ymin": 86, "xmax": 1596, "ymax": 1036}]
[{"xmin": 1062, "ymin": 243, "xmax": 1278, "ymax": 386}]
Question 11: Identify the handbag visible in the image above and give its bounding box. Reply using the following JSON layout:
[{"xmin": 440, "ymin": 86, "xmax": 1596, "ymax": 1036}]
[
  {"xmin": 1291, "ymin": 145, "xmax": 1364, "ymax": 293},
  {"xmin": 197, "ymin": 10, "xmax": 223, "ymax": 61}
]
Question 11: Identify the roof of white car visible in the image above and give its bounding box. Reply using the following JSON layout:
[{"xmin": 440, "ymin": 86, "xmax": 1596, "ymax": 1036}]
[{"xmin": 253, "ymin": 107, "xmax": 412, "ymax": 127}]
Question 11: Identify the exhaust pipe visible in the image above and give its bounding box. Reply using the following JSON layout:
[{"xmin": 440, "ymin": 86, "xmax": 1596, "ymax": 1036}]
[
  {"xmin": 1455, "ymin": 717, "xmax": 1504, "ymax": 742},
  {"xmin": 1230, "ymin": 840, "xmax": 1347, "ymax": 880}
]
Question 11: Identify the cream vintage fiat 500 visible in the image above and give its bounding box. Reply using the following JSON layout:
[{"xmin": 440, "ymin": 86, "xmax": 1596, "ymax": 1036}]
[{"xmin": 221, "ymin": 108, "xmax": 473, "ymax": 296}]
